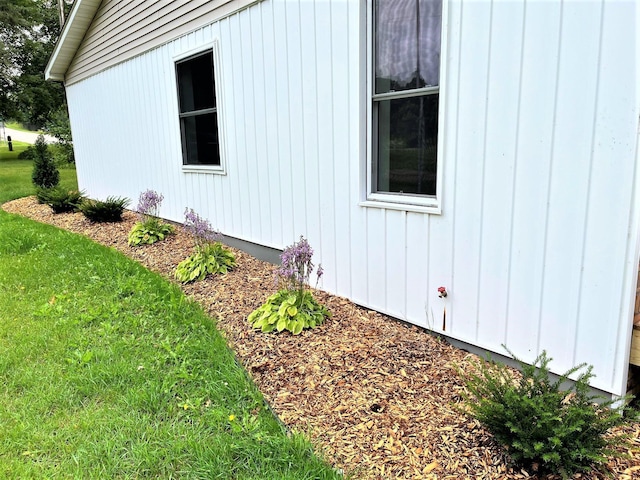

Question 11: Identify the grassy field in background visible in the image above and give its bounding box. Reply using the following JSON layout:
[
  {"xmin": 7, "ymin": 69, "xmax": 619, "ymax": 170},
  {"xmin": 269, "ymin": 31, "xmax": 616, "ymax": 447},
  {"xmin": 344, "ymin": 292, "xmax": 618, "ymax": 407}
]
[{"xmin": 0, "ymin": 145, "xmax": 340, "ymax": 478}]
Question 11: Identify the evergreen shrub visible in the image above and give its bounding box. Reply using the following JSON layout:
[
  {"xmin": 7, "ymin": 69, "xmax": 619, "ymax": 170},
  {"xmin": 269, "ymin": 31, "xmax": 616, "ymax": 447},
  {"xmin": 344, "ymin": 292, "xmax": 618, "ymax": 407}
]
[
  {"xmin": 31, "ymin": 135, "xmax": 59, "ymax": 188},
  {"xmin": 462, "ymin": 349, "xmax": 634, "ymax": 477}
]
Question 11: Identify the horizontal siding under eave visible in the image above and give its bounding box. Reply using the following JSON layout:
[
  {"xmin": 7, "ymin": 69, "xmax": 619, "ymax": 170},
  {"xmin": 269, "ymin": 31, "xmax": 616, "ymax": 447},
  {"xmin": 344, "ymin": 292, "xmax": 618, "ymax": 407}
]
[{"xmin": 64, "ymin": 0, "xmax": 262, "ymax": 85}]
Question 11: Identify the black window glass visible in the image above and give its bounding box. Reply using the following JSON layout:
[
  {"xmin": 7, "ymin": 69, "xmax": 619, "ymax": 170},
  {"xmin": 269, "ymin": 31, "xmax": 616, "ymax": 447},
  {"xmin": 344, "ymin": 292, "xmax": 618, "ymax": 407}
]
[
  {"xmin": 177, "ymin": 53, "xmax": 215, "ymax": 113},
  {"xmin": 181, "ymin": 113, "xmax": 220, "ymax": 166},
  {"xmin": 376, "ymin": 94, "xmax": 438, "ymax": 195}
]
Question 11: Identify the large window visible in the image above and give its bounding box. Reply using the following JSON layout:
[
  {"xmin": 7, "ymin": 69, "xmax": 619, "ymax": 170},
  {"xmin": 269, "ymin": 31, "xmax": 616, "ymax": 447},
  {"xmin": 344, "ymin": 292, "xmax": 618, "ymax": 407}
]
[
  {"xmin": 372, "ymin": 0, "xmax": 442, "ymax": 201},
  {"xmin": 176, "ymin": 50, "xmax": 221, "ymax": 167}
]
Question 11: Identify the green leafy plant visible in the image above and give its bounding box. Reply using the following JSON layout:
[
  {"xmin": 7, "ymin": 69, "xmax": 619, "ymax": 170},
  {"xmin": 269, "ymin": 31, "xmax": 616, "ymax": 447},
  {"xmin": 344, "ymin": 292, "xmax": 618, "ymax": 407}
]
[
  {"xmin": 31, "ymin": 134, "xmax": 60, "ymax": 188},
  {"xmin": 174, "ymin": 208, "xmax": 236, "ymax": 283},
  {"xmin": 35, "ymin": 186, "xmax": 53, "ymax": 204},
  {"xmin": 42, "ymin": 187, "xmax": 84, "ymax": 213},
  {"xmin": 248, "ymin": 289, "xmax": 329, "ymax": 335},
  {"xmin": 175, "ymin": 242, "xmax": 236, "ymax": 282},
  {"xmin": 128, "ymin": 219, "xmax": 174, "ymax": 246},
  {"xmin": 249, "ymin": 236, "xmax": 329, "ymax": 335},
  {"xmin": 128, "ymin": 190, "xmax": 174, "ymax": 246},
  {"xmin": 79, "ymin": 196, "xmax": 130, "ymax": 222},
  {"xmin": 461, "ymin": 349, "xmax": 634, "ymax": 477}
]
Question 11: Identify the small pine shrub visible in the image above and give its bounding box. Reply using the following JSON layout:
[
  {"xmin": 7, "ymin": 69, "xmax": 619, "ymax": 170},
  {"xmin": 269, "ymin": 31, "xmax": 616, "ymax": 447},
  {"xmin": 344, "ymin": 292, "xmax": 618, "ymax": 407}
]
[
  {"xmin": 128, "ymin": 219, "xmax": 175, "ymax": 246},
  {"xmin": 462, "ymin": 349, "xmax": 633, "ymax": 477},
  {"xmin": 44, "ymin": 187, "xmax": 84, "ymax": 213},
  {"xmin": 18, "ymin": 145, "xmax": 35, "ymax": 160},
  {"xmin": 35, "ymin": 186, "xmax": 54, "ymax": 204},
  {"xmin": 31, "ymin": 135, "xmax": 60, "ymax": 188},
  {"xmin": 79, "ymin": 196, "xmax": 130, "ymax": 222}
]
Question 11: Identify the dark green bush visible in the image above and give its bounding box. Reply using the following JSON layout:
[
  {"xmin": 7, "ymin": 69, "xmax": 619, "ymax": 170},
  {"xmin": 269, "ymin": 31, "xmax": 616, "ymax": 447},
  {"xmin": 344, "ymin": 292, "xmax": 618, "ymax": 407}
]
[
  {"xmin": 31, "ymin": 135, "xmax": 59, "ymax": 189},
  {"xmin": 43, "ymin": 187, "xmax": 84, "ymax": 213},
  {"xmin": 79, "ymin": 196, "xmax": 130, "ymax": 222},
  {"xmin": 462, "ymin": 349, "xmax": 633, "ymax": 477},
  {"xmin": 35, "ymin": 186, "xmax": 53, "ymax": 204},
  {"xmin": 18, "ymin": 146, "xmax": 35, "ymax": 160}
]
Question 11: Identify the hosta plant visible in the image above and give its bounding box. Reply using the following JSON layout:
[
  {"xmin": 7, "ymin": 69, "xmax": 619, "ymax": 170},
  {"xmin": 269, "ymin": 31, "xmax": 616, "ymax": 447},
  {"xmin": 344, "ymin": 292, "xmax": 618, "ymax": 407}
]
[
  {"xmin": 462, "ymin": 348, "xmax": 634, "ymax": 477},
  {"xmin": 249, "ymin": 235, "xmax": 329, "ymax": 335},
  {"xmin": 128, "ymin": 218, "xmax": 174, "ymax": 246},
  {"xmin": 174, "ymin": 208, "xmax": 236, "ymax": 283},
  {"xmin": 175, "ymin": 242, "xmax": 236, "ymax": 282},
  {"xmin": 128, "ymin": 190, "xmax": 174, "ymax": 246},
  {"xmin": 248, "ymin": 289, "xmax": 329, "ymax": 334}
]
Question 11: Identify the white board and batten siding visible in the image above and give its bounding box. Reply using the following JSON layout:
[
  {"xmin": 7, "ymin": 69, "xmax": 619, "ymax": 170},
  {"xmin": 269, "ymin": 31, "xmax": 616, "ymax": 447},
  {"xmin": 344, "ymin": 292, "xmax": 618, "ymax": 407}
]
[{"xmin": 65, "ymin": 0, "xmax": 640, "ymax": 397}]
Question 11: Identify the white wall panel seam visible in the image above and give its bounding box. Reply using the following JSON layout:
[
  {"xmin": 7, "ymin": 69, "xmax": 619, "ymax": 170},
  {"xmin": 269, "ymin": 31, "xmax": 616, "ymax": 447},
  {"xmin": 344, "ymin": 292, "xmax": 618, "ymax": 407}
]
[
  {"xmin": 535, "ymin": 0, "xmax": 564, "ymax": 355},
  {"xmin": 473, "ymin": 0, "xmax": 494, "ymax": 342},
  {"xmin": 571, "ymin": 0, "xmax": 605, "ymax": 368},
  {"xmin": 502, "ymin": 1, "xmax": 527, "ymax": 347}
]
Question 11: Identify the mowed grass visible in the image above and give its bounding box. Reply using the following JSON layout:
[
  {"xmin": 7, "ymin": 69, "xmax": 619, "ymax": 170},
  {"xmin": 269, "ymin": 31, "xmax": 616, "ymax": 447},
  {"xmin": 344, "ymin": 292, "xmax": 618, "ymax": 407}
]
[{"xmin": 0, "ymin": 144, "xmax": 340, "ymax": 478}]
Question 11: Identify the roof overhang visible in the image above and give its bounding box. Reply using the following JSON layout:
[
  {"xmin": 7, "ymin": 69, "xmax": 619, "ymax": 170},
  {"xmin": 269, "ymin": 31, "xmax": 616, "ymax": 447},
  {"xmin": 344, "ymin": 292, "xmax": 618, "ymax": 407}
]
[{"xmin": 45, "ymin": 0, "xmax": 103, "ymax": 82}]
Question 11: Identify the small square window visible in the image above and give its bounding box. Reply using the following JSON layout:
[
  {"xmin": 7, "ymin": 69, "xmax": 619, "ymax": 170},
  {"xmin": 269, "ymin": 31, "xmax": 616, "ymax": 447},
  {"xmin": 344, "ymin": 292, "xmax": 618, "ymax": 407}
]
[{"xmin": 175, "ymin": 50, "xmax": 220, "ymax": 166}]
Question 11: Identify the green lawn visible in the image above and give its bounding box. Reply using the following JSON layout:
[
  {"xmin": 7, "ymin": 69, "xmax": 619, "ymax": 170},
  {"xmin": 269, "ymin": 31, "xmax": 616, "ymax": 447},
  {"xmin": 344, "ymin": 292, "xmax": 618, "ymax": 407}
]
[{"xmin": 0, "ymin": 145, "xmax": 340, "ymax": 478}]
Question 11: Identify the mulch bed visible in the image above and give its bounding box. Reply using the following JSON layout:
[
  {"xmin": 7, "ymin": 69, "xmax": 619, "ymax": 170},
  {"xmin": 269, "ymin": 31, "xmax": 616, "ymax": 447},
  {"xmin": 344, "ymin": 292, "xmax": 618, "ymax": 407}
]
[{"xmin": 3, "ymin": 196, "xmax": 640, "ymax": 479}]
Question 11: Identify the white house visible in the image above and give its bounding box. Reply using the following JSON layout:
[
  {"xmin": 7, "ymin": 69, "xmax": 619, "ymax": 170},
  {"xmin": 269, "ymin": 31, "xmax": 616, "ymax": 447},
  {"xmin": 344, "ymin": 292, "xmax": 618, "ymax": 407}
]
[{"xmin": 46, "ymin": 0, "xmax": 640, "ymax": 399}]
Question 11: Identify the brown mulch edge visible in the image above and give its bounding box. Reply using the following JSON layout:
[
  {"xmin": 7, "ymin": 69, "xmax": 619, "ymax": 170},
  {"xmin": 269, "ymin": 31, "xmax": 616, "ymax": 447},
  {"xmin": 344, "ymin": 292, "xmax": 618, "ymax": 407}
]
[{"xmin": 3, "ymin": 196, "xmax": 640, "ymax": 480}]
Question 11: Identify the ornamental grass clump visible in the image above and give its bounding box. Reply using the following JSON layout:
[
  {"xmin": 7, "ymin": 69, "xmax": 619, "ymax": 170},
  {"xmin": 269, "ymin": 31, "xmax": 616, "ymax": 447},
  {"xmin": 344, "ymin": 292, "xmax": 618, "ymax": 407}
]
[
  {"xmin": 249, "ymin": 236, "xmax": 329, "ymax": 335},
  {"xmin": 79, "ymin": 196, "xmax": 130, "ymax": 222},
  {"xmin": 461, "ymin": 349, "xmax": 634, "ymax": 478},
  {"xmin": 128, "ymin": 190, "xmax": 175, "ymax": 246},
  {"xmin": 175, "ymin": 208, "xmax": 236, "ymax": 283}
]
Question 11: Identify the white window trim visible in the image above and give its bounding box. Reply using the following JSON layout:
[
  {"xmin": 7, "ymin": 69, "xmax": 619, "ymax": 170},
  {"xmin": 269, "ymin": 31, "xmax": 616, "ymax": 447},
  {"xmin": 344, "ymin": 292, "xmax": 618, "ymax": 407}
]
[
  {"xmin": 362, "ymin": 0, "xmax": 449, "ymax": 215},
  {"xmin": 173, "ymin": 40, "xmax": 228, "ymax": 175}
]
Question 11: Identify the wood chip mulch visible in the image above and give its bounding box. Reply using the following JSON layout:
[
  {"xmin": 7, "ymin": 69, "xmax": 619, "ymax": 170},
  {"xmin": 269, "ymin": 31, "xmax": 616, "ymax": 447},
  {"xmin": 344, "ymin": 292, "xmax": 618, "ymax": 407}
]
[{"xmin": 3, "ymin": 196, "xmax": 640, "ymax": 480}]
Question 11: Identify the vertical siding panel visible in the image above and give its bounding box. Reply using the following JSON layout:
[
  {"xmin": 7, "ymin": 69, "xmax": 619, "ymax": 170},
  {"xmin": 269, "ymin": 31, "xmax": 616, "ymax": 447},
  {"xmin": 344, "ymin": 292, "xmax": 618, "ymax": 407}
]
[
  {"xmin": 575, "ymin": 0, "xmax": 636, "ymax": 391},
  {"xmin": 330, "ymin": 0, "xmax": 352, "ymax": 296},
  {"xmin": 230, "ymin": 14, "xmax": 252, "ymax": 239},
  {"xmin": 449, "ymin": 0, "xmax": 491, "ymax": 340},
  {"xmin": 299, "ymin": 0, "xmax": 322, "ymax": 257},
  {"xmin": 538, "ymin": 2, "xmax": 601, "ymax": 370},
  {"xmin": 272, "ymin": 0, "xmax": 295, "ymax": 244},
  {"xmin": 405, "ymin": 213, "xmax": 429, "ymax": 328},
  {"xmin": 367, "ymin": 208, "xmax": 386, "ymax": 311},
  {"xmin": 260, "ymin": 2, "xmax": 283, "ymax": 247},
  {"xmin": 285, "ymin": 0, "xmax": 307, "ymax": 238},
  {"xmin": 386, "ymin": 210, "xmax": 407, "ymax": 319},
  {"xmin": 475, "ymin": 1, "xmax": 524, "ymax": 348},
  {"xmin": 348, "ymin": 0, "xmax": 367, "ymax": 306},
  {"xmin": 504, "ymin": 1, "xmax": 561, "ymax": 360},
  {"xmin": 314, "ymin": 0, "xmax": 337, "ymax": 291},
  {"xmin": 249, "ymin": 6, "xmax": 273, "ymax": 246},
  {"xmin": 238, "ymin": 9, "xmax": 260, "ymax": 241}
]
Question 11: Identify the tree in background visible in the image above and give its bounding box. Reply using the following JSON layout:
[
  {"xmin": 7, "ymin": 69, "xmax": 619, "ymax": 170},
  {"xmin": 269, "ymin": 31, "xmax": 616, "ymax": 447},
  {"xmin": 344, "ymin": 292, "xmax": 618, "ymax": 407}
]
[
  {"xmin": 32, "ymin": 134, "xmax": 60, "ymax": 189},
  {"xmin": 1, "ymin": 0, "xmax": 74, "ymax": 161}
]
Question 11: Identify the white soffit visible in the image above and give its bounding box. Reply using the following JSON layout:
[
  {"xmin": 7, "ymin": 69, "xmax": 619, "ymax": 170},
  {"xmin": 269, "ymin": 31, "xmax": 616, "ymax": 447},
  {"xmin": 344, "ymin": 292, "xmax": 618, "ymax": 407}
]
[{"xmin": 45, "ymin": 0, "xmax": 103, "ymax": 82}]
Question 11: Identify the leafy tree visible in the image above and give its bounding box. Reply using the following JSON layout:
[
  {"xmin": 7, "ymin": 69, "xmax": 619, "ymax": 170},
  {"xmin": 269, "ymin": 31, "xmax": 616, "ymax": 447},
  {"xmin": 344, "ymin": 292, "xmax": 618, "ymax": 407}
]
[{"xmin": 0, "ymin": 0, "xmax": 70, "ymax": 129}]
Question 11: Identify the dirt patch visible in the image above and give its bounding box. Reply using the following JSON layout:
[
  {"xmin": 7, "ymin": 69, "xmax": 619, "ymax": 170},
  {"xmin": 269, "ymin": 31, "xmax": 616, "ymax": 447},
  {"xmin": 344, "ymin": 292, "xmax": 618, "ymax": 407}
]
[{"xmin": 4, "ymin": 196, "xmax": 640, "ymax": 479}]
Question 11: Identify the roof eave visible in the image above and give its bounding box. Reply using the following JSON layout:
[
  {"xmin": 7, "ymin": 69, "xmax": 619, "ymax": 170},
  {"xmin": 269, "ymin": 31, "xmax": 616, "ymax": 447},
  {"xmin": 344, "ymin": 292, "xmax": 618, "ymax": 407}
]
[{"xmin": 45, "ymin": 0, "xmax": 102, "ymax": 82}]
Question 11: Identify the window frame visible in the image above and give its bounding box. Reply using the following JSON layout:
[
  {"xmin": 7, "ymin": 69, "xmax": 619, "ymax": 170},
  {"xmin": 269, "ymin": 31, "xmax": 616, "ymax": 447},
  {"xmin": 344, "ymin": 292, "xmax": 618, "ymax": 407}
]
[
  {"xmin": 363, "ymin": 0, "xmax": 448, "ymax": 214},
  {"xmin": 173, "ymin": 41, "xmax": 228, "ymax": 175}
]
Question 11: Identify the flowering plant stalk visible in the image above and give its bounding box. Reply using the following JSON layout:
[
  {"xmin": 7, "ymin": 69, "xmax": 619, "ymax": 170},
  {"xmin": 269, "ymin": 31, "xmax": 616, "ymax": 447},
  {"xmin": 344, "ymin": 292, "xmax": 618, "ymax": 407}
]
[
  {"xmin": 128, "ymin": 190, "xmax": 174, "ymax": 246},
  {"xmin": 249, "ymin": 236, "xmax": 329, "ymax": 335},
  {"xmin": 175, "ymin": 208, "xmax": 235, "ymax": 283}
]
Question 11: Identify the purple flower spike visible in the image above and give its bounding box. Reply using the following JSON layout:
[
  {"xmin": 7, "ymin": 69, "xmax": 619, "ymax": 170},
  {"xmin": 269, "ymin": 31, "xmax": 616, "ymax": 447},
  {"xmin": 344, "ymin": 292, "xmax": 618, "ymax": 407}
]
[
  {"xmin": 183, "ymin": 208, "xmax": 221, "ymax": 249},
  {"xmin": 277, "ymin": 236, "xmax": 323, "ymax": 293},
  {"xmin": 136, "ymin": 190, "xmax": 164, "ymax": 219}
]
